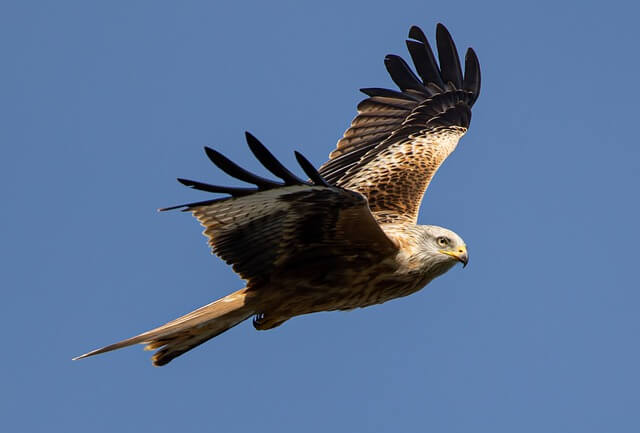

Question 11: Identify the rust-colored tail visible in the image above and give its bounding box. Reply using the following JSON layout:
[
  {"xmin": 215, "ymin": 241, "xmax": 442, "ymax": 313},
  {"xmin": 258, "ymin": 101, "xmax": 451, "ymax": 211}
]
[{"xmin": 73, "ymin": 288, "xmax": 255, "ymax": 366}]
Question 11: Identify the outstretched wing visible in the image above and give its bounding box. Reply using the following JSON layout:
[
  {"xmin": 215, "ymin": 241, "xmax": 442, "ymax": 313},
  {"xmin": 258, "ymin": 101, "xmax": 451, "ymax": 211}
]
[
  {"xmin": 319, "ymin": 24, "xmax": 481, "ymax": 224},
  {"xmin": 162, "ymin": 133, "xmax": 398, "ymax": 286}
]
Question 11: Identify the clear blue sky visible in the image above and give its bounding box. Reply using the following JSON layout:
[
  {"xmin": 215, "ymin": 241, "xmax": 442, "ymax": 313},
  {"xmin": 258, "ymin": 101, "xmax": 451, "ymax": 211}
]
[{"xmin": 2, "ymin": 1, "xmax": 639, "ymax": 432}]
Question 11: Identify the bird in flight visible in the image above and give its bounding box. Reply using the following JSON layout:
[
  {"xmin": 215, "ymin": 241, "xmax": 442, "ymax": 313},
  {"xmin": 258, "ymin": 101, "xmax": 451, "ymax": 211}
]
[{"xmin": 75, "ymin": 23, "xmax": 480, "ymax": 366}]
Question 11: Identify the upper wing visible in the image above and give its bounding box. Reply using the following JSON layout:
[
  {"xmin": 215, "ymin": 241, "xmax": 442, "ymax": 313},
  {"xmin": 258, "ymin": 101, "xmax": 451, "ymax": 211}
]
[
  {"xmin": 161, "ymin": 133, "xmax": 398, "ymax": 286},
  {"xmin": 318, "ymin": 24, "xmax": 481, "ymax": 224}
]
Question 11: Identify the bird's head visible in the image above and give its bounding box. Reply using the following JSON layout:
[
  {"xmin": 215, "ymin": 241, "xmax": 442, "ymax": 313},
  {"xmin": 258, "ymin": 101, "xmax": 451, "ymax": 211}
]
[{"xmin": 417, "ymin": 225, "xmax": 468, "ymax": 272}]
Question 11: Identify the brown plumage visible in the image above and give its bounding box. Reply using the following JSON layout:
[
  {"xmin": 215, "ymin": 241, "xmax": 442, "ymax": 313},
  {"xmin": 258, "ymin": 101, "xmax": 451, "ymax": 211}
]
[{"xmin": 74, "ymin": 23, "xmax": 480, "ymax": 366}]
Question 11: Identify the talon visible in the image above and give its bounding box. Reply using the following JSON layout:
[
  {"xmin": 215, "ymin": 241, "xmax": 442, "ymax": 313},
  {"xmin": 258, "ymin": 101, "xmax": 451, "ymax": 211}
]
[{"xmin": 253, "ymin": 313, "xmax": 265, "ymax": 329}]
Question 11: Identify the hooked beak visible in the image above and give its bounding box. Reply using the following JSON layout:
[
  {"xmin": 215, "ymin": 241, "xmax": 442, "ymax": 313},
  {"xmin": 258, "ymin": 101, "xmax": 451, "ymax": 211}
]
[{"xmin": 439, "ymin": 245, "xmax": 468, "ymax": 268}]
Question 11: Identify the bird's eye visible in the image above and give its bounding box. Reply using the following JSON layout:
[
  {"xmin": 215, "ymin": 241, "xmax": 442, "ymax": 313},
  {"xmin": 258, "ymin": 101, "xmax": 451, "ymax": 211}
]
[{"xmin": 437, "ymin": 237, "xmax": 449, "ymax": 247}]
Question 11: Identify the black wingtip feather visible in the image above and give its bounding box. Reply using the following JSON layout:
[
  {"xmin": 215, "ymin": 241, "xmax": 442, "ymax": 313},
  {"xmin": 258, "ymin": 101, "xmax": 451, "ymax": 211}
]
[
  {"xmin": 158, "ymin": 198, "xmax": 221, "ymax": 212},
  {"xmin": 405, "ymin": 40, "xmax": 444, "ymax": 90},
  {"xmin": 294, "ymin": 151, "xmax": 329, "ymax": 187},
  {"xmin": 463, "ymin": 48, "xmax": 481, "ymax": 104},
  {"xmin": 406, "ymin": 25, "xmax": 446, "ymax": 89},
  {"xmin": 384, "ymin": 54, "xmax": 425, "ymax": 93},
  {"xmin": 244, "ymin": 132, "xmax": 306, "ymax": 185},
  {"xmin": 360, "ymin": 87, "xmax": 422, "ymax": 101},
  {"xmin": 177, "ymin": 178, "xmax": 255, "ymax": 196},
  {"xmin": 408, "ymin": 25, "xmax": 428, "ymax": 44},
  {"xmin": 203, "ymin": 146, "xmax": 280, "ymax": 189},
  {"xmin": 435, "ymin": 24, "xmax": 463, "ymax": 89}
]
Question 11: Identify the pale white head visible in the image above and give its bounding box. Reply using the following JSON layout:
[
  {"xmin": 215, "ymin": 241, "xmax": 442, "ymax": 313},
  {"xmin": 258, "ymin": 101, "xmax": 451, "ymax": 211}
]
[{"xmin": 416, "ymin": 225, "xmax": 468, "ymax": 276}]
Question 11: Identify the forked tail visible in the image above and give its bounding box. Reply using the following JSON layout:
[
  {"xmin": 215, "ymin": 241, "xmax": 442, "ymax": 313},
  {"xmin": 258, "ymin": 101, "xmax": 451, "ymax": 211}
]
[{"xmin": 73, "ymin": 288, "xmax": 255, "ymax": 366}]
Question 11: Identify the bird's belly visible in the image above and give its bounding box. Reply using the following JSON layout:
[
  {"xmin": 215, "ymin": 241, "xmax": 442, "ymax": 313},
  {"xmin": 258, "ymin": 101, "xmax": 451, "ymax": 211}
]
[
  {"xmin": 337, "ymin": 274, "xmax": 429, "ymax": 309},
  {"xmin": 270, "ymin": 268, "xmax": 429, "ymax": 316}
]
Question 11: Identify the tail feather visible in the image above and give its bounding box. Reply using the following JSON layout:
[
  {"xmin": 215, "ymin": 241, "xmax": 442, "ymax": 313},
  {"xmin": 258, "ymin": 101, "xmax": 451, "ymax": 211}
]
[{"xmin": 73, "ymin": 288, "xmax": 255, "ymax": 366}]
